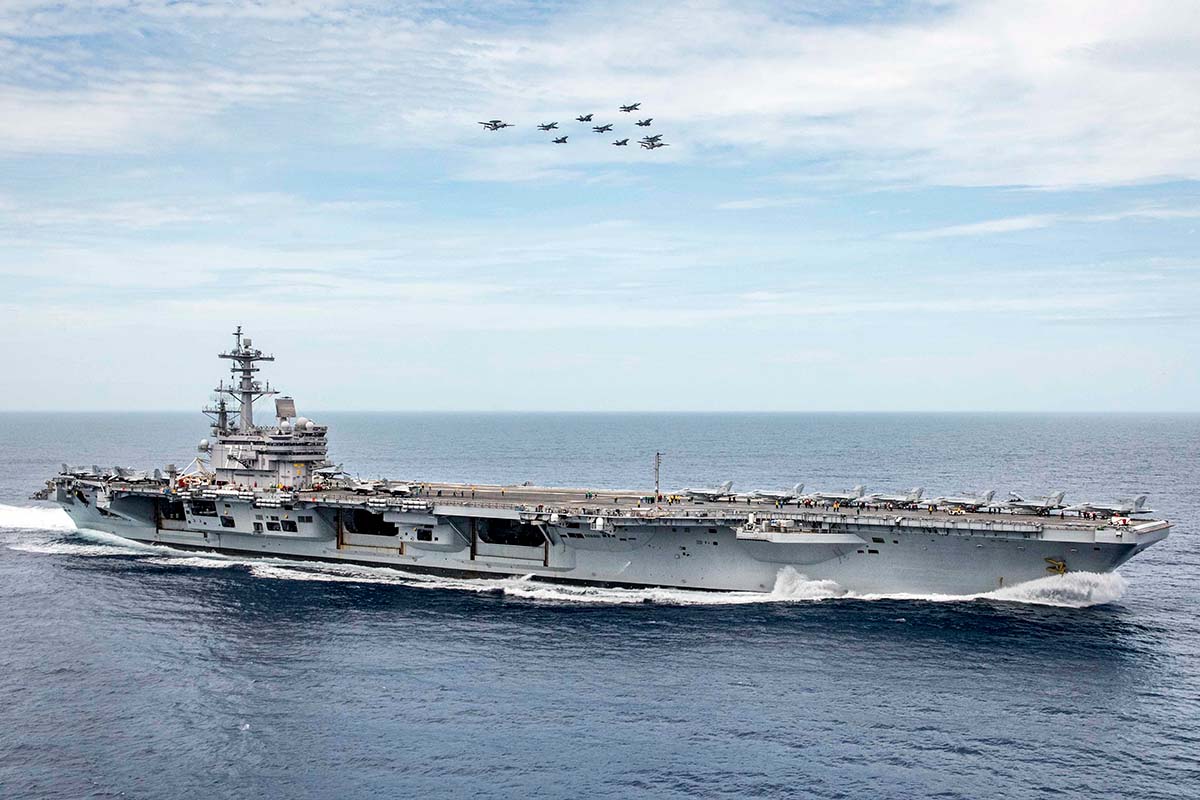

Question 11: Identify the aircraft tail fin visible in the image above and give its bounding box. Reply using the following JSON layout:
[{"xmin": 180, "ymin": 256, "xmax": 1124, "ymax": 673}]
[
  {"xmin": 982, "ymin": 490, "xmax": 996, "ymax": 504},
  {"xmin": 1133, "ymin": 494, "xmax": 1148, "ymax": 511},
  {"xmin": 909, "ymin": 487, "xmax": 924, "ymax": 501},
  {"xmin": 719, "ymin": 480, "xmax": 733, "ymax": 494},
  {"xmin": 851, "ymin": 485, "xmax": 865, "ymax": 498},
  {"xmin": 1049, "ymin": 491, "xmax": 1066, "ymax": 507},
  {"xmin": 793, "ymin": 483, "xmax": 804, "ymax": 497}
]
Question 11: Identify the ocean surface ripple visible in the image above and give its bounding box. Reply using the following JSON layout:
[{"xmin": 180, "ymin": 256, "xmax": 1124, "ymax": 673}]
[{"xmin": 1, "ymin": 412, "xmax": 1197, "ymax": 800}]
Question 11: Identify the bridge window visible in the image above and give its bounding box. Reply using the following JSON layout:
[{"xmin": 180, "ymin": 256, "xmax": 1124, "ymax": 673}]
[
  {"xmin": 281, "ymin": 520, "xmax": 298, "ymax": 533},
  {"xmin": 220, "ymin": 516, "xmax": 236, "ymax": 528}
]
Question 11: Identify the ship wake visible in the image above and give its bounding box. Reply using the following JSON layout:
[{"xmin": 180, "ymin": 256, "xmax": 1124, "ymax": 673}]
[{"xmin": 1, "ymin": 506, "xmax": 1126, "ymax": 608}]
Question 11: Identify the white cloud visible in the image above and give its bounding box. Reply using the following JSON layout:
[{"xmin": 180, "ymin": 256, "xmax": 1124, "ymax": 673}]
[
  {"xmin": 895, "ymin": 206, "xmax": 1200, "ymax": 240},
  {"xmin": 0, "ymin": 1, "xmax": 1197, "ymax": 187}
]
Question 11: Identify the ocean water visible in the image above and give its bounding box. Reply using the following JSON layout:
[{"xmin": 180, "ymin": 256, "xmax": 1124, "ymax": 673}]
[{"xmin": 1, "ymin": 412, "xmax": 1198, "ymax": 799}]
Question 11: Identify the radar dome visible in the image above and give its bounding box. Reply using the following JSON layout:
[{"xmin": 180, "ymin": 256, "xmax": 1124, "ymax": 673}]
[
  {"xmin": 198, "ymin": 439, "xmax": 210, "ymax": 451},
  {"xmin": 280, "ymin": 420, "xmax": 292, "ymax": 432},
  {"xmin": 295, "ymin": 416, "xmax": 310, "ymax": 428},
  {"xmin": 303, "ymin": 420, "xmax": 315, "ymax": 431}
]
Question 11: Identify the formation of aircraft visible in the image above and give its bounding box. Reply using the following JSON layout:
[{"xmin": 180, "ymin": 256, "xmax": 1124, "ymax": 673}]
[
  {"xmin": 1064, "ymin": 495, "xmax": 1153, "ymax": 517},
  {"xmin": 923, "ymin": 489, "xmax": 995, "ymax": 511},
  {"xmin": 853, "ymin": 487, "xmax": 924, "ymax": 507},
  {"xmin": 1000, "ymin": 491, "xmax": 1067, "ymax": 515},
  {"xmin": 483, "ymin": 102, "xmax": 669, "ymax": 150},
  {"xmin": 748, "ymin": 483, "xmax": 805, "ymax": 503},
  {"xmin": 678, "ymin": 481, "xmax": 735, "ymax": 502}
]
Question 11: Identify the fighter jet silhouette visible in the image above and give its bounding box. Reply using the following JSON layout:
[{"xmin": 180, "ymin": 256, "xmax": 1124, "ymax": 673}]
[
  {"xmin": 612, "ymin": 138, "xmax": 629, "ymax": 146},
  {"xmin": 639, "ymin": 133, "xmax": 663, "ymax": 143},
  {"xmin": 552, "ymin": 136, "xmax": 568, "ymax": 144},
  {"xmin": 635, "ymin": 118, "xmax": 653, "ymax": 127},
  {"xmin": 640, "ymin": 140, "xmax": 669, "ymax": 149},
  {"xmin": 592, "ymin": 123, "xmax": 613, "ymax": 133},
  {"xmin": 576, "ymin": 114, "xmax": 593, "ymax": 122},
  {"xmin": 619, "ymin": 103, "xmax": 641, "ymax": 112},
  {"xmin": 537, "ymin": 122, "xmax": 559, "ymax": 131}
]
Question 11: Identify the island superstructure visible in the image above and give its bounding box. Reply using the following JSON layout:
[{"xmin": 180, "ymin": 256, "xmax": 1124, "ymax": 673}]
[{"xmin": 36, "ymin": 328, "xmax": 1172, "ymax": 596}]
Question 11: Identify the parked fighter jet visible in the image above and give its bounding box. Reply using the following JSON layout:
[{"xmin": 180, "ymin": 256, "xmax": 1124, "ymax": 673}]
[
  {"xmin": 592, "ymin": 123, "xmax": 613, "ymax": 133},
  {"xmin": 853, "ymin": 487, "xmax": 924, "ymax": 507},
  {"xmin": 612, "ymin": 139, "xmax": 629, "ymax": 146},
  {"xmin": 924, "ymin": 489, "xmax": 995, "ymax": 511},
  {"xmin": 679, "ymin": 481, "xmax": 735, "ymax": 501},
  {"xmin": 1065, "ymin": 495, "xmax": 1154, "ymax": 517},
  {"xmin": 345, "ymin": 477, "xmax": 383, "ymax": 495},
  {"xmin": 804, "ymin": 485, "xmax": 866, "ymax": 504},
  {"xmin": 748, "ymin": 483, "xmax": 805, "ymax": 503},
  {"xmin": 552, "ymin": 136, "xmax": 568, "ymax": 144},
  {"xmin": 381, "ymin": 480, "xmax": 415, "ymax": 497},
  {"xmin": 478, "ymin": 120, "xmax": 513, "ymax": 130},
  {"xmin": 1001, "ymin": 491, "xmax": 1067, "ymax": 516},
  {"xmin": 620, "ymin": 103, "xmax": 641, "ymax": 112},
  {"xmin": 576, "ymin": 114, "xmax": 593, "ymax": 122},
  {"xmin": 636, "ymin": 118, "xmax": 653, "ymax": 127},
  {"xmin": 537, "ymin": 122, "xmax": 559, "ymax": 131}
]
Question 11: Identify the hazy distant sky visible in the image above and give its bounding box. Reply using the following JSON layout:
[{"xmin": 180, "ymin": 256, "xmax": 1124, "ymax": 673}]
[{"xmin": 2, "ymin": 1, "xmax": 1198, "ymax": 411}]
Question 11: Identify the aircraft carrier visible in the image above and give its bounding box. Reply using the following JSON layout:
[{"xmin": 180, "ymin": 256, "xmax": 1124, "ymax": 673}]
[{"xmin": 34, "ymin": 329, "xmax": 1172, "ymax": 597}]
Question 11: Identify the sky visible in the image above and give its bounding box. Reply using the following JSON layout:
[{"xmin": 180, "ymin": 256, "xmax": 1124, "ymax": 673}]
[{"xmin": 1, "ymin": 0, "xmax": 1198, "ymax": 412}]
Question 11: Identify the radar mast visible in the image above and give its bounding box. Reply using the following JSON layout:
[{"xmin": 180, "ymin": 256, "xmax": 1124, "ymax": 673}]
[{"xmin": 216, "ymin": 326, "xmax": 276, "ymax": 431}]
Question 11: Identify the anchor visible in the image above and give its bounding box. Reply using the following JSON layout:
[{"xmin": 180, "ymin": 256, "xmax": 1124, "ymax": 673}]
[{"xmin": 1044, "ymin": 557, "xmax": 1068, "ymax": 575}]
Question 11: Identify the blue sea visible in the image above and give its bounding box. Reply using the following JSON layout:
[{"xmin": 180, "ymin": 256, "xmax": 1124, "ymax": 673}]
[{"xmin": 1, "ymin": 412, "xmax": 1198, "ymax": 799}]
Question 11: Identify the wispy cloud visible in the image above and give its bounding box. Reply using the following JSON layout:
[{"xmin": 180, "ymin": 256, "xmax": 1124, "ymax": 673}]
[
  {"xmin": 2, "ymin": 1, "xmax": 1199, "ymax": 187},
  {"xmin": 895, "ymin": 207, "xmax": 1200, "ymax": 240}
]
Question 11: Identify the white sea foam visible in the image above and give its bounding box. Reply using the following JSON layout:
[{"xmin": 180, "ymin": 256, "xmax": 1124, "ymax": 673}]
[
  {"xmin": 2, "ymin": 505, "xmax": 1127, "ymax": 608},
  {"xmin": 0, "ymin": 503, "xmax": 74, "ymax": 532},
  {"xmin": 981, "ymin": 571, "xmax": 1127, "ymax": 607}
]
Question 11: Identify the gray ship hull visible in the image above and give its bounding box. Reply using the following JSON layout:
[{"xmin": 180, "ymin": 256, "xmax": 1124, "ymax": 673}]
[{"xmin": 56, "ymin": 484, "xmax": 1165, "ymax": 597}]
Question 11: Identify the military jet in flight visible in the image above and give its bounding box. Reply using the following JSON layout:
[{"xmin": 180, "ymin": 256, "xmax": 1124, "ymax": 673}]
[
  {"xmin": 612, "ymin": 139, "xmax": 629, "ymax": 146},
  {"xmin": 592, "ymin": 123, "xmax": 613, "ymax": 133},
  {"xmin": 852, "ymin": 487, "xmax": 924, "ymax": 507},
  {"xmin": 619, "ymin": 102, "xmax": 641, "ymax": 112},
  {"xmin": 639, "ymin": 133, "xmax": 663, "ymax": 143},
  {"xmin": 678, "ymin": 481, "xmax": 735, "ymax": 502},
  {"xmin": 552, "ymin": 136, "xmax": 568, "ymax": 144},
  {"xmin": 576, "ymin": 114, "xmax": 593, "ymax": 122},
  {"xmin": 803, "ymin": 485, "xmax": 866, "ymax": 505},
  {"xmin": 923, "ymin": 489, "xmax": 995, "ymax": 511},
  {"xmin": 1000, "ymin": 491, "xmax": 1067, "ymax": 516},
  {"xmin": 636, "ymin": 118, "xmax": 653, "ymax": 127},
  {"xmin": 748, "ymin": 483, "xmax": 805, "ymax": 504},
  {"xmin": 640, "ymin": 141, "xmax": 669, "ymax": 149},
  {"xmin": 537, "ymin": 122, "xmax": 559, "ymax": 131},
  {"xmin": 478, "ymin": 120, "xmax": 513, "ymax": 130},
  {"xmin": 1064, "ymin": 495, "xmax": 1154, "ymax": 517}
]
